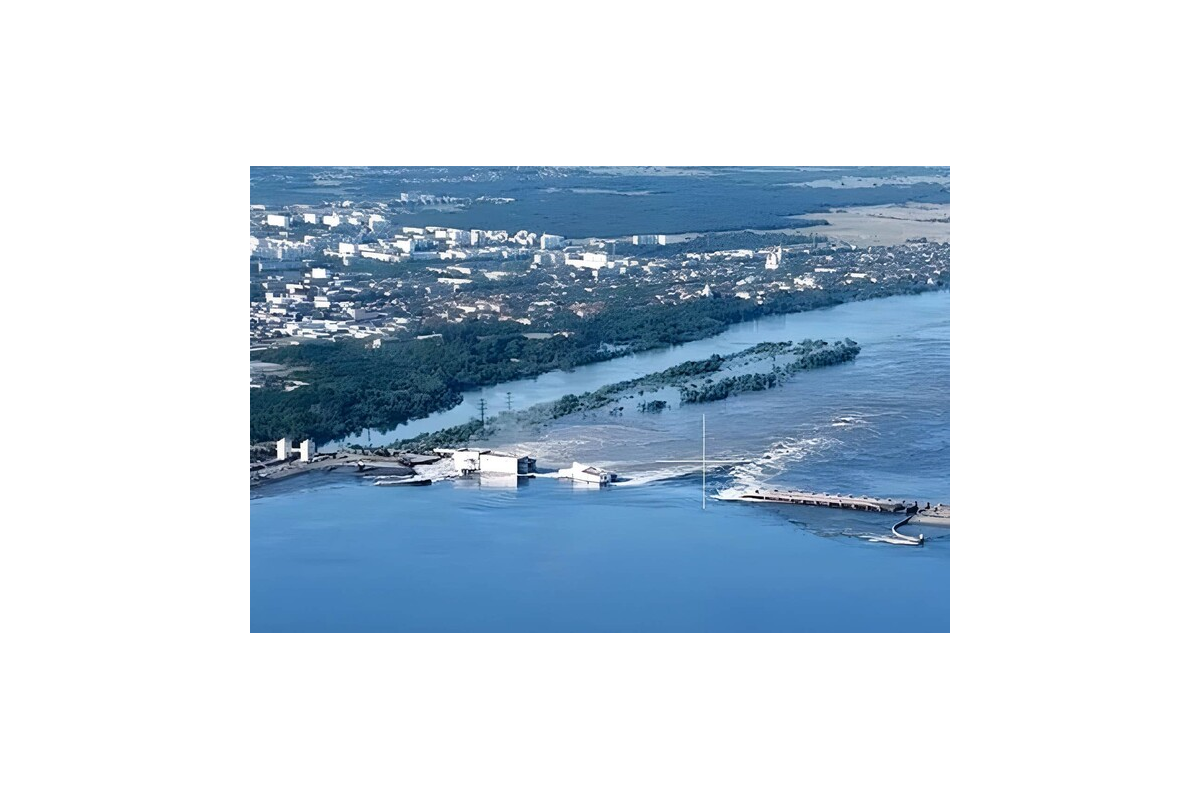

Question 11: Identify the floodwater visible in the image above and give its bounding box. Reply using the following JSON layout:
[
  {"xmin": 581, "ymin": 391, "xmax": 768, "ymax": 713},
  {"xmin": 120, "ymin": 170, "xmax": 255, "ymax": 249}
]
[{"xmin": 252, "ymin": 291, "xmax": 949, "ymax": 632}]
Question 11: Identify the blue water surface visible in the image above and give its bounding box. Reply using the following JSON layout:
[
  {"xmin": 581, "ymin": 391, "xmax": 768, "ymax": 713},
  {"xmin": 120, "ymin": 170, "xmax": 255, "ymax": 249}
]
[
  {"xmin": 251, "ymin": 476, "xmax": 948, "ymax": 632},
  {"xmin": 252, "ymin": 292, "xmax": 949, "ymax": 632}
]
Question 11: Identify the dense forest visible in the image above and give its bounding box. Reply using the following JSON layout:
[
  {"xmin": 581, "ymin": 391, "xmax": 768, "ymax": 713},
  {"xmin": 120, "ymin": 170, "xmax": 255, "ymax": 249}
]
[
  {"xmin": 251, "ymin": 166, "xmax": 950, "ymax": 238},
  {"xmin": 251, "ymin": 278, "xmax": 934, "ymax": 445}
]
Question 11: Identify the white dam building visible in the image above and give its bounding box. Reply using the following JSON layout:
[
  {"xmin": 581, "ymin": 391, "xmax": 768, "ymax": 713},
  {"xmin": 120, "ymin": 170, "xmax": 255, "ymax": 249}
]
[{"xmin": 436, "ymin": 448, "xmax": 536, "ymax": 477}]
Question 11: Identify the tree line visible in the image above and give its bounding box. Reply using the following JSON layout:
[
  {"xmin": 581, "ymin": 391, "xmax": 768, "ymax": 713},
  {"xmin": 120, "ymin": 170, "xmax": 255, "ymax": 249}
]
[{"xmin": 251, "ymin": 272, "xmax": 930, "ymax": 445}]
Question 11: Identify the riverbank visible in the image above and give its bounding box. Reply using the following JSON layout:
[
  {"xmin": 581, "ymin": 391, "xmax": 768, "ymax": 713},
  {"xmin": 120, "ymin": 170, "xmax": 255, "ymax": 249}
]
[
  {"xmin": 252, "ymin": 276, "xmax": 945, "ymax": 452},
  {"xmin": 252, "ymin": 291, "xmax": 948, "ymax": 509},
  {"xmin": 248, "ymin": 453, "xmax": 427, "ymax": 491},
  {"xmin": 321, "ymin": 290, "xmax": 947, "ymax": 451},
  {"xmin": 388, "ymin": 338, "xmax": 861, "ymax": 452}
]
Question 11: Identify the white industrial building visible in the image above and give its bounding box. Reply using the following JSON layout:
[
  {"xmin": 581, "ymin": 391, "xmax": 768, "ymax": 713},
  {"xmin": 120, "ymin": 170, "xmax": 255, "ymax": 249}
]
[
  {"xmin": 437, "ymin": 448, "xmax": 479, "ymax": 474},
  {"xmin": 532, "ymin": 251, "xmax": 563, "ymax": 266},
  {"xmin": 361, "ymin": 250, "xmax": 400, "ymax": 263},
  {"xmin": 565, "ymin": 462, "xmax": 613, "ymax": 485},
  {"xmin": 266, "ymin": 214, "xmax": 289, "ymax": 228},
  {"xmin": 322, "ymin": 214, "xmax": 341, "ymax": 227},
  {"xmin": 765, "ymin": 245, "xmax": 782, "ymax": 270},
  {"xmin": 435, "ymin": 448, "xmax": 536, "ymax": 477},
  {"xmin": 539, "ymin": 233, "xmax": 565, "ymax": 250},
  {"xmin": 481, "ymin": 451, "xmax": 536, "ymax": 475},
  {"xmin": 565, "ymin": 252, "xmax": 610, "ymax": 271},
  {"xmin": 395, "ymin": 236, "xmax": 436, "ymax": 254},
  {"xmin": 275, "ymin": 437, "xmax": 318, "ymax": 463},
  {"xmin": 252, "ymin": 237, "xmax": 315, "ymax": 260}
]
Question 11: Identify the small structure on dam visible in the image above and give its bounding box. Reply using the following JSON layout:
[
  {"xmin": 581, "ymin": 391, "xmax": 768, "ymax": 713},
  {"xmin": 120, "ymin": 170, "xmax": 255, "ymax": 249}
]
[
  {"xmin": 434, "ymin": 448, "xmax": 537, "ymax": 477},
  {"xmin": 563, "ymin": 462, "xmax": 614, "ymax": 486},
  {"xmin": 275, "ymin": 437, "xmax": 318, "ymax": 463}
]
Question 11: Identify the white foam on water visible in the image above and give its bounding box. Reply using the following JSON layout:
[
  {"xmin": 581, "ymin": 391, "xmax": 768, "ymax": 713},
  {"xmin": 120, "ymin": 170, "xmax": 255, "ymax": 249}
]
[
  {"xmin": 829, "ymin": 411, "xmax": 891, "ymax": 439},
  {"xmin": 414, "ymin": 459, "xmax": 461, "ymax": 483},
  {"xmin": 831, "ymin": 409, "xmax": 881, "ymax": 426},
  {"xmin": 609, "ymin": 464, "xmax": 700, "ymax": 487},
  {"xmin": 862, "ymin": 535, "xmax": 922, "ymax": 547},
  {"xmin": 725, "ymin": 435, "xmax": 840, "ymax": 491}
]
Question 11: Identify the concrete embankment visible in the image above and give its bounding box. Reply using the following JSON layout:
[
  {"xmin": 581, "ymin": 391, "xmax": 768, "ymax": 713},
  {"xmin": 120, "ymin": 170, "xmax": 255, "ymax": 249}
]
[
  {"xmin": 890, "ymin": 505, "xmax": 951, "ymax": 540},
  {"xmin": 907, "ymin": 506, "xmax": 951, "ymax": 527},
  {"xmin": 252, "ymin": 452, "xmax": 441, "ymax": 486}
]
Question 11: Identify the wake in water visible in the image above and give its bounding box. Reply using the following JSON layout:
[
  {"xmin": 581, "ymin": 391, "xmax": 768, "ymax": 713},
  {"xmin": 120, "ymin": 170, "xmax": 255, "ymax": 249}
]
[
  {"xmin": 722, "ymin": 435, "xmax": 840, "ymax": 493},
  {"xmin": 443, "ymin": 363, "xmax": 939, "ymax": 506},
  {"xmin": 850, "ymin": 519, "xmax": 949, "ymax": 546},
  {"xmin": 478, "ymin": 415, "xmax": 853, "ymax": 492},
  {"xmin": 610, "ymin": 464, "xmax": 711, "ymax": 487}
]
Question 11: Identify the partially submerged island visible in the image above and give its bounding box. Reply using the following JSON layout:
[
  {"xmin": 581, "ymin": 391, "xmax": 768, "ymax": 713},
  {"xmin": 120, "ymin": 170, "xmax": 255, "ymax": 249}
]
[
  {"xmin": 252, "ymin": 337, "xmax": 862, "ymax": 485},
  {"xmin": 386, "ymin": 338, "xmax": 860, "ymax": 452},
  {"xmin": 250, "ymin": 225, "xmax": 947, "ymax": 451}
]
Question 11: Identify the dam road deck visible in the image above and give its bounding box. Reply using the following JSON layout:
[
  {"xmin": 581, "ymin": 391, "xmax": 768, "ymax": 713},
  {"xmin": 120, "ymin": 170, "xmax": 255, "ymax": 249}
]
[{"xmin": 733, "ymin": 489, "xmax": 920, "ymax": 514}]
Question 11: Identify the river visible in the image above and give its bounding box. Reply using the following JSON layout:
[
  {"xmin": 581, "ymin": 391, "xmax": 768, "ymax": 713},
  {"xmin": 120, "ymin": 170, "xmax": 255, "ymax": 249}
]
[
  {"xmin": 333, "ymin": 290, "xmax": 947, "ymax": 449},
  {"xmin": 252, "ymin": 291, "xmax": 949, "ymax": 632}
]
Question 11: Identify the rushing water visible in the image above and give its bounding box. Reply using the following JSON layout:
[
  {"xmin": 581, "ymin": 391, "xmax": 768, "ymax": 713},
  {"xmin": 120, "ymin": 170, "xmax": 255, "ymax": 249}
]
[
  {"xmin": 252, "ymin": 291, "xmax": 949, "ymax": 632},
  {"xmin": 333, "ymin": 291, "xmax": 946, "ymax": 448}
]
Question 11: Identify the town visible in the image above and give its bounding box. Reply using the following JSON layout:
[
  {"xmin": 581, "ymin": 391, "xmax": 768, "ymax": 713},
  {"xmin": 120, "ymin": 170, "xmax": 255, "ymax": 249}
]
[
  {"xmin": 246, "ymin": 166, "xmax": 953, "ymax": 639},
  {"xmin": 249, "ymin": 199, "xmax": 949, "ymax": 360}
]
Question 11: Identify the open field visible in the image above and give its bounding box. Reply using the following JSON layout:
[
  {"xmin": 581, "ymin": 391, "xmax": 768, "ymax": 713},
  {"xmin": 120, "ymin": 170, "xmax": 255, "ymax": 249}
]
[{"xmin": 791, "ymin": 202, "xmax": 950, "ymax": 246}]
